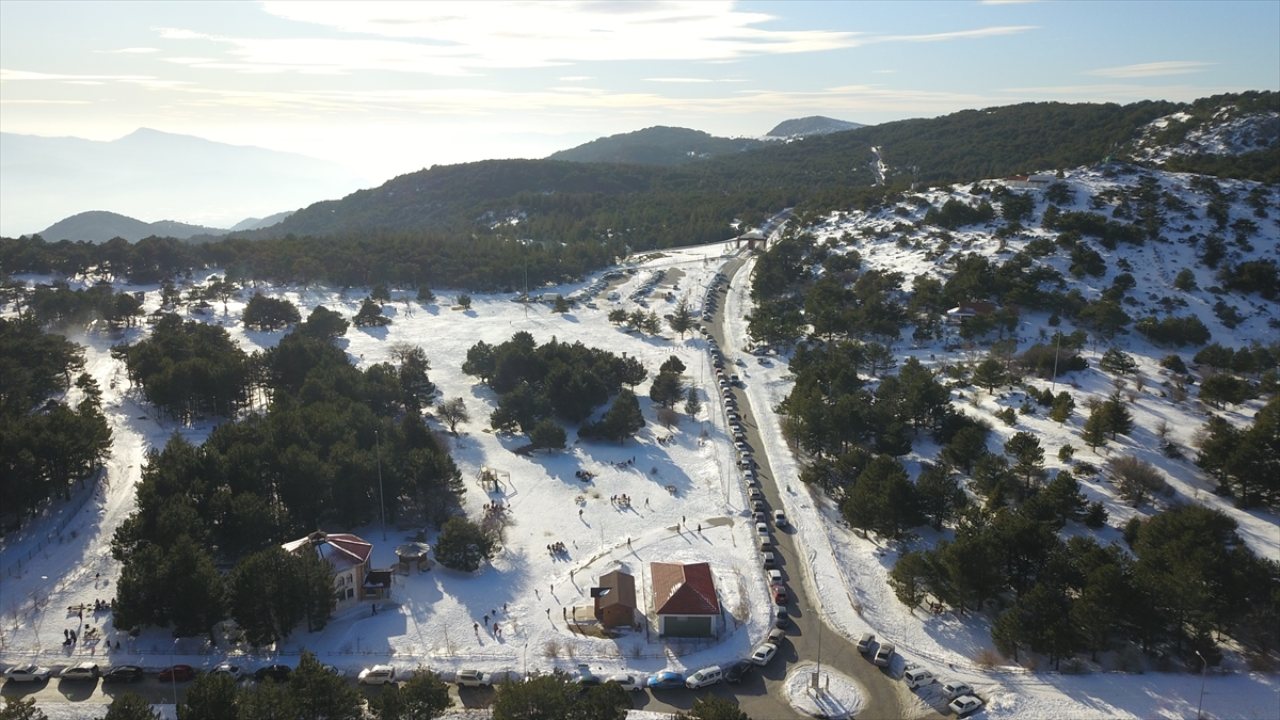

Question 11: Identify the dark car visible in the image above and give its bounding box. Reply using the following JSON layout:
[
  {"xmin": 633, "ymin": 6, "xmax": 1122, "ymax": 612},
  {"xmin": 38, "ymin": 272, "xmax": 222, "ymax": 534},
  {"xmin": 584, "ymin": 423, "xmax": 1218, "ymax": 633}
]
[
  {"xmin": 158, "ymin": 664, "xmax": 196, "ymax": 682},
  {"xmin": 103, "ymin": 665, "xmax": 145, "ymax": 683},
  {"xmin": 254, "ymin": 664, "xmax": 292, "ymax": 682},
  {"xmin": 724, "ymin": 660, "xmax": 754, "ymax": 684}
]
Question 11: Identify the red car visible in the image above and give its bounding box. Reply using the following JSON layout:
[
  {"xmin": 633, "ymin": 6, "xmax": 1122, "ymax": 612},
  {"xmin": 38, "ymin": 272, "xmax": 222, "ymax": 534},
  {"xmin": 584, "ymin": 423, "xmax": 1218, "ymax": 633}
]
[
  {"xmin": 770, "ymin": 583, "xmax": 788, "ymax": 605},
  {"xmin": 158, "ymin": 664, "xmax": 195, "ymax": 682}
]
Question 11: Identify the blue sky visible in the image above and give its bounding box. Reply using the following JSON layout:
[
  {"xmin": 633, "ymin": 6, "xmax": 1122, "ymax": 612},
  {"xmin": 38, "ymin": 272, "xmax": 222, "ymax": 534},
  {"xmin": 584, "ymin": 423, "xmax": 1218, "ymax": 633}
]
[{"xmin": 2, "ymin": 0, "xmax": 1276, "ymax": 182}]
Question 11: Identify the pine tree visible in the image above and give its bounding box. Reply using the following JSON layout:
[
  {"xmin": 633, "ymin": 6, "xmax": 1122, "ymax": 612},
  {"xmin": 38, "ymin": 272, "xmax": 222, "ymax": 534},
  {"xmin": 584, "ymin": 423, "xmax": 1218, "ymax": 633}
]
[
  {"xmin": 972, "ymin": 357, "xmax": 1008, "ymax": 393},
  {"xmin": 1082, "ymin": 406, "xmax": 1108, "ymax": 449},
  {"xmin": 684, "ymin": 387, "xmax": 702, "ymax": 418}
]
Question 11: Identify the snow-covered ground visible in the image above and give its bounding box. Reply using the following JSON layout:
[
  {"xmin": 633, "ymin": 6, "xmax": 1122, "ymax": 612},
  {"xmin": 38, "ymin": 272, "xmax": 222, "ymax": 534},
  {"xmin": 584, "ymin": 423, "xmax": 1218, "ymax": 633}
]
[{"xmin": 3, "ymin": 161, "xmax": 1278, "ymax": 719}]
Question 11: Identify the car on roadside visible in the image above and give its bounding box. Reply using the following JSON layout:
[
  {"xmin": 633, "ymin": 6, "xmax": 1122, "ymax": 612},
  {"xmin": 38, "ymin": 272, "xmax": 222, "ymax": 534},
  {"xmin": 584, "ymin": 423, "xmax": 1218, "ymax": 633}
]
[
  {"xmin": 358, "ymin": 665, "xmax": 397, "ymax": 685},
  {"xmin": 5, "ymin": 664, "xmax": 51, "ymax": 682},
  {"xmin": 768, "ymin": 627, "xmax": 788, "ymax": 644},
  {"xmin": 752, "ymin": 511, "xmax": 766, "ymax": 523},
  {"xmin": 749, "ymin": 642, "xmax": 778, "ymax": 666},
  {"xmin": 904, "ymin": 666, "xmax": 935, "ymax": 689},
  {"xmin": 212, "ymin": 663, "xmax": 243, "ymax": 680},
  {"xmin": 646, "ymin": 670, "xmax": 685, "ymax": 690},
  {"xmin": 755, "ymin": 522, "xmax": 769, "ymax": 537},
  {"xmin": 949, "ymin": 694, "xmax": 984, "ymax": 717},
  {"xmin": 767, "ymin": 569, "xmax": 783, "ymax": 583},
  {"xmin": 774, "ymin": 606, "xmax": 790, "ymax": 628},
  {"xmin": 606, "ymin": 673, "xmax": 646, "ymax": 691},
  {"xmin": 748, "ymin": 487, "xmax": 762, "ymax": 500},
  {"xmin": 857, "ymin": 633, "xmax": 875, "ymax": 654},
  {"xmin": 773, "ymin": 509, "xmax": 787, "ymax": 528},
  {"xmin": 771, "ymin": 583, "xmax": 788, "ymax": 605},
  {"xmin": 455, "ymin": 669, "xmax": 491, "ymax": 687},
  {"xmin": 60, "ymin": 662, "xmax": 100, "ymax": 681},
  {"xmin": 874, "ymin": 642, "xmax": 895, "ymax": 667},
  {"xmin": 158, "ymin": 664, "xmax": 196, "ymax": 682},
  {"xmin": 254, "ymin": 664, "xmax": 292, "ymax": 683},
  {"xmin": 762, "ymin": 551, "xmax": 776, "ymax": 568},
  {"xmin": 724, "ymin": 659, "xmax": 754, "ymax": 684},
  {"xmin": 941, "ymin": 681, "xmax": 974, "ymax": 700},
  {"xmin": 685, "ymin": 665, "xmax": 723, "ymax": 689},
  {"xmin": 103, "ymin": 665, "xmax": 145, "ymax": 683}
]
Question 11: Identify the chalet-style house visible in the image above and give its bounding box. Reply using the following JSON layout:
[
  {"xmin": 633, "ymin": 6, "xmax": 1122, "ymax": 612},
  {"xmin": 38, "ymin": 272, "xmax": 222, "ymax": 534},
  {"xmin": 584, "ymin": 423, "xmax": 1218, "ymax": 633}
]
[{"xmin": 651, "ymin": 562, "xmax": 721, "ymax": 638}]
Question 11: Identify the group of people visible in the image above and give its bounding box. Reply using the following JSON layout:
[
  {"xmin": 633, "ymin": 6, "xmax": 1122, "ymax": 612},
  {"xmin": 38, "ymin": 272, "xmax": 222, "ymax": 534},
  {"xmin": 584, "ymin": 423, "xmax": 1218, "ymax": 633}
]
[
  {"xmin": 473, "ymin": 604, "xmax": 509, "ymax": 639},
  {"xmin": 574, "ymin": 469, "xmax": 596, "ymax": 481},
  {"xmin": 611, "ymin": 457, "xmax": 637, "ymax": 469},
  {"xmin": 610, "ymin": 494, "xmax": 633, "ymax": 508},
  {"xmin": 482, "ymin": 501, "xmax": 508, "ymax": 517},
  {"xmin": 546, "ymin": 541, "xmax": 568, "ymax": 557}
]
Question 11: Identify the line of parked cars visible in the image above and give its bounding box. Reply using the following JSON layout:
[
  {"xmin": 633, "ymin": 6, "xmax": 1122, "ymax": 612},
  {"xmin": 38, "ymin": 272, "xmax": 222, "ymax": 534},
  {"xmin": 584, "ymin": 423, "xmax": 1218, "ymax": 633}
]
[
  {"xmin": 3, "ymin": 661, "xmax": 340, "ymax": 686},
  {"xmin": 857, "ymin": 633, "xmax": 985, "ymax": 716}
]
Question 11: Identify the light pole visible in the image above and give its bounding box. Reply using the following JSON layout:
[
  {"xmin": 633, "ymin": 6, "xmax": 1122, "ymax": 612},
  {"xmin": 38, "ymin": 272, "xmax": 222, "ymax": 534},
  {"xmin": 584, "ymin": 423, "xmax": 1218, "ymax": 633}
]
[{"xmin": 1195, "ymin": 650, "xmax": 1207, "ymax": 720}]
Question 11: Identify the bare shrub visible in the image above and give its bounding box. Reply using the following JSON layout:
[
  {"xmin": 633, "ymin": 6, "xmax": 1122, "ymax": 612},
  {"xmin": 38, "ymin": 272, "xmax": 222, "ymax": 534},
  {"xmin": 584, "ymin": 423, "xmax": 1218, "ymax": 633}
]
[
  {"xmin": 1106, "ymin": 455, "xmax": 1170, "ymax": 507},
  {"xmin": 975, "ymin": 647, "xmax": 1003, "ymax": 669},
  {"xmin": 656, "ymin": 406, "xmax": 680, "ymax": 429},
  {"xmin": 542, "ymin": 640, "xmax": 561, "ymax": 659}
]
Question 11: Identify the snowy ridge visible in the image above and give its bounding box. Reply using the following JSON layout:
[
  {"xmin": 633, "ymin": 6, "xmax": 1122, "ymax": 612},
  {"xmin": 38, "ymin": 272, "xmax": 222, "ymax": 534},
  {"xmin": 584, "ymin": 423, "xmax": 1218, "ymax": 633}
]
[{"xmin": 1132, "ymin": 107, "xmax": 1280, "ymax": 164}]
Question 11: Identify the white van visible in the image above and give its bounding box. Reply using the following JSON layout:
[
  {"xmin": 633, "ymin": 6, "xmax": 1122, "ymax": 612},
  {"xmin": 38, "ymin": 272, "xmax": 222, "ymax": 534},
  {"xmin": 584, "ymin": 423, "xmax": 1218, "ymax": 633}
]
[
  {"xmin": 903, "ymin": 667, "xmax": 935, "ymax": 689},
  {"xmin": 685, "ymin": 665, "xmax": 723, "ymax": 689}
]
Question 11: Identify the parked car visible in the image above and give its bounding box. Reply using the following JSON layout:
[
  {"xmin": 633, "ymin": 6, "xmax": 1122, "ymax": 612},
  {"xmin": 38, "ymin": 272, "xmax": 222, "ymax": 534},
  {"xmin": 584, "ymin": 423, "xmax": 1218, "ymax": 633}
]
[
  {"xmin": 762, "ymin": 551, "xmax": 776, "ymax": 568},
  {"xmin": 606, "ymin": 673, "xmax": 646, "ymax": 691},
  {"xmin": 358, "ymin": 665, "xmax": 396, "ymax": 685},
  {"xmin": 455, "ymin": 669, "xmax": 490, "ymax": 687},
  {"xmin": 212, "ymin": 663, "xmax": 243, "ymax": 680},
  {"xmin": 103, "ymin": 665, "xmax": 145, "ymax": 683},
  {"xmin": 768, "ymin": 569, "xmax": 783, "ymax": 583},
  {"xmin": 748, "ymin": 487, "xmax": 763, "ymax": 500},
  {"xmin": 857, "ymin": 633, "xmax": 875, "ymax": 654},
  {"xmin": 749, "ymin": 642, "xmax": 778, "ymax": 666},
  {"xmin": 904, "ymin": 667, "xmax": 935, "ymax": 689},
  {"xmin": 949, "ymin": 695, "xmax": 984, "ymax": 717},
  {"xmin": 5, "ymin": 664, "xmax": 51, "ymax": 682},
  {"xmin": 60, "ymin": 662, "xmax": 100, "ymax": 681},
  {"xmin": 646, "ymin": 671, "xmax": 685, "ymax": 690},
  {"xmin": 724, "ymin": 660, "xmax": 754, "ymax": 684},
  {"xmin": 254, "ymin": 664, "xmax": 292, "ymax": 683},
  {"xmin": 874, "ymin": 642, "xmax": 895, "ymax": 667},
  {"xmin": 685, "ymin": 665, "xmax": 723, "ymax": 689},
  {"xmin": 770, "ymin": 583, "xmax": 788, "ymax": 605},
  {"xmin": 755, "ymin": 522, "xmax": 770, "ymax": 537},
  {"xmin": 774, "ymin": 606, "xmax": 790, "ymax": 628},
  {"xmin": 768, "ymin": 627, "xmax": 788, "ymax": 644},
  {"xmin": 942, "ymin": 681, "xmax": 974, "ymax": 700},
  {"xmin": 158, "ymin": 664, "xmax": 196, "ymax": 682},
  {"xmin": 773, "ymin": 509, "xmax": 787, "ymax": 528}
]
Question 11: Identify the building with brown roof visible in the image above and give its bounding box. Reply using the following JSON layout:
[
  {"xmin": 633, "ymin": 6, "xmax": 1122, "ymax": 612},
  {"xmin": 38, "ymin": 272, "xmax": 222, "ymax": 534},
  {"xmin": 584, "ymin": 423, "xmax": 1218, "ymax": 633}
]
[
  {"xmin": 282, "ymin": 531, "xmax": 376, "ymax": 609},
  {"xmin": 592, "ymin": 570, "xmax": 638, "ymax": 629},
  {"xmin": 650, "ymin": 562, "xmax": 721, "ymax": 638}
]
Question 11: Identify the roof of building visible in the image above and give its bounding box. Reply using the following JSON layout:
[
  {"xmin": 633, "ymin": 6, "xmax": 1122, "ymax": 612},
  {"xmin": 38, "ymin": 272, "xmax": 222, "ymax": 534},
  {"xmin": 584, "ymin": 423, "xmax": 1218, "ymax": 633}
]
[
  {"xmin": 282, "ymin": 531, "xmax": 373, "ymax": 572},
  {"xmin": 651, "ymin": 562, "xmax": 720, "ymax": 616},
  {"xmin": 594, "ymin": 570, "xmax": 637, "ymax": 610}
]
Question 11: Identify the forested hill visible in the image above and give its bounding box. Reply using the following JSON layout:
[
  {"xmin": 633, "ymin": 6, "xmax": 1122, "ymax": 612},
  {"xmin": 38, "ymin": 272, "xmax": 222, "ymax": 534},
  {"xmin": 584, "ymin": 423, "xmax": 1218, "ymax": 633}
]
[
  {"xmin": 766, "ymin": 116, "xmax": 864, "ymax": 137},
  {"xmin": 546, "ymin": 126, "xmax": 766, "ymax": 165},
  {"xmin": 40, "ymin": 210, "xmax": 227, "ymax": 243},
  {"xmin": 4, "ymin": 93, "xmax": 1274, "ymax": 291},
  {"xmin": 253, "ymin": 99, "xmax": 1205, "ymax": 243}
]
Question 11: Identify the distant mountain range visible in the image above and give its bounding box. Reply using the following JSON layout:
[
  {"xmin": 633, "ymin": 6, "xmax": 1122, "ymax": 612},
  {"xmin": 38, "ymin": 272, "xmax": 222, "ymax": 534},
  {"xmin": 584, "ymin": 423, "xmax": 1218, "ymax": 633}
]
[
  {"xmin": 40, "ymin": 211, "xmax": 226, "ymax": 244},
  {"xmin": 0, "ymin": 128, "xmax": 360, "ymax": 238}
]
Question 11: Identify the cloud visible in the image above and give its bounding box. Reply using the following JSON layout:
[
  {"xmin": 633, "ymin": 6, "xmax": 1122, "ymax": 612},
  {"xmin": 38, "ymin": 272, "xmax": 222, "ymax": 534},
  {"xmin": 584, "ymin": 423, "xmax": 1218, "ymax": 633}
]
[
  {"xmin": 102, "ymin": 47, "xmax": 161, "ymax": 54},
  {"xmin": 0, "ymin": 68, "xmax": 190, "ymax": 89},
  {"xmin": 875, "ymin": 25, "xmax": 1037, "ymax": 43},
  {"xmin": 980, "ymin": 0, "xmax": 1038, "ymax": 5},
  {"xmin": 1088, "ymin": 61, "xmax": 1212, "ymax": 78},
  {"xmin": 1, "ymin": 98, "xmax": 93, "ymax": 105},
  {"xmin": 558, "ymin": 75, "xmax": 594, "ymax": 82},
  {"xmin": 645, "ymin": 77, "xmax": 716, "ymax": 83}
]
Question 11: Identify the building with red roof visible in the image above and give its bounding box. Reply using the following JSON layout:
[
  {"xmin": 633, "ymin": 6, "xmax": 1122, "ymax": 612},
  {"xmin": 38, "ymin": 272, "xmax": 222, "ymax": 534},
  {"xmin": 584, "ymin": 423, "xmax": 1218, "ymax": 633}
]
[
  {"xmin": 282, "ymin": 531, "xmax": 379, "ymax": 608},
  {"xmin": 650, "ymin": 562, "xmax": 721, "ymax": 638}
]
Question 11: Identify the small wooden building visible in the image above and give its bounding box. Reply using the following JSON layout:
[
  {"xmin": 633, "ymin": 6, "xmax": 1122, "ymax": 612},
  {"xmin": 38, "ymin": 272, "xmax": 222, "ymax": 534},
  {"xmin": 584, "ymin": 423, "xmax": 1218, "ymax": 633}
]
[{"xmin": 592, "ymin": 570, "xmax": 638, "ymax": 629}]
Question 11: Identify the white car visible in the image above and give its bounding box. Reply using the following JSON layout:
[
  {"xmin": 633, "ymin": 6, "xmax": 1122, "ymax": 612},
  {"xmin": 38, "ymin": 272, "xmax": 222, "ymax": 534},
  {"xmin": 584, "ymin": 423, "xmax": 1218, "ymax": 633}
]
[
  {"xmin": 5, "ymin": 664, "xmax": 51, "ymax": 682},
  {"xmin": 212, "ymin": 663, "xmax": 243, "ymax": 680},
  {"xmin": 357, "ymin": 664, "xmax": 396, "ymax": 685},
  {"xmin": 685, "ymin": 665, "xmax": 723, "ymax": 689},
  {"xmin": 768, "ymin": 569, "xmax": 783, "ymax": 583},
  {"xmin": 607, "ymin": 673, "xmax": 646, "ymax": 691},
  {"xmin": 61, "ymin": 662, "xmax": 100, "ymax": 681},
  {"xmin": 942, "ymin": 681, "xmax": 974, "ymax": 700},
  {"xmin": 949, "ymin": 694, "xmax": 984, "ymax": 717},
  {"xmin": 455, "ymin": 669, "xmax": 491, "ymax": 687},
  {"xmin": 755, "ymin": 522, "xmax": 769, "ymax": 536},
  {"xmin": 773, "ymin": 509, "xmax": 787, "ymax": 528},
  {"xmin": 749, "ymin": 642, "xmax": 778, "ymax": 666},
  {"xmin": 903, "ymin": 666, "xmax": 935, "ymax": 689}
]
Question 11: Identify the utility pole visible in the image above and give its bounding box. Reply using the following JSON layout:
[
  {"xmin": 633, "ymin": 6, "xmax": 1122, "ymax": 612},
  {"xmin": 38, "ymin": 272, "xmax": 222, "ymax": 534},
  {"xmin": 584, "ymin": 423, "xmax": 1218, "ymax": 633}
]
[
  {"xmin": 1050, "ymin": 331, "xmax": 1062, "ymax": 393},
  {"xmin": 375, "ymin": 428, "xmax": 386, "ymax": 541},
  {"xmin": 1196, "ymin": 650, "xmax": 1207, "ymax": 720}
]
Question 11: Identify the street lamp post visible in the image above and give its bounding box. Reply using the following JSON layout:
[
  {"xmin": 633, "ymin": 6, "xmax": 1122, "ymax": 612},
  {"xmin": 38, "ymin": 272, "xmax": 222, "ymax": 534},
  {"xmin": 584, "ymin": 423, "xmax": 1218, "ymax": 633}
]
[{"xmin": 1195, "ymin": 650, "xmax": 1207, "ymax": 720}]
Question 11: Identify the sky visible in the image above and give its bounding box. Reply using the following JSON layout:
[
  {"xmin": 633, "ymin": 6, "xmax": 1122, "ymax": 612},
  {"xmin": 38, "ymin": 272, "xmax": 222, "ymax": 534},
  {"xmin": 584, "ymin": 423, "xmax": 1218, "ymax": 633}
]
[{"xmin": 1, "ymin": 0, "xmax": 1278, "ymax": 183}]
